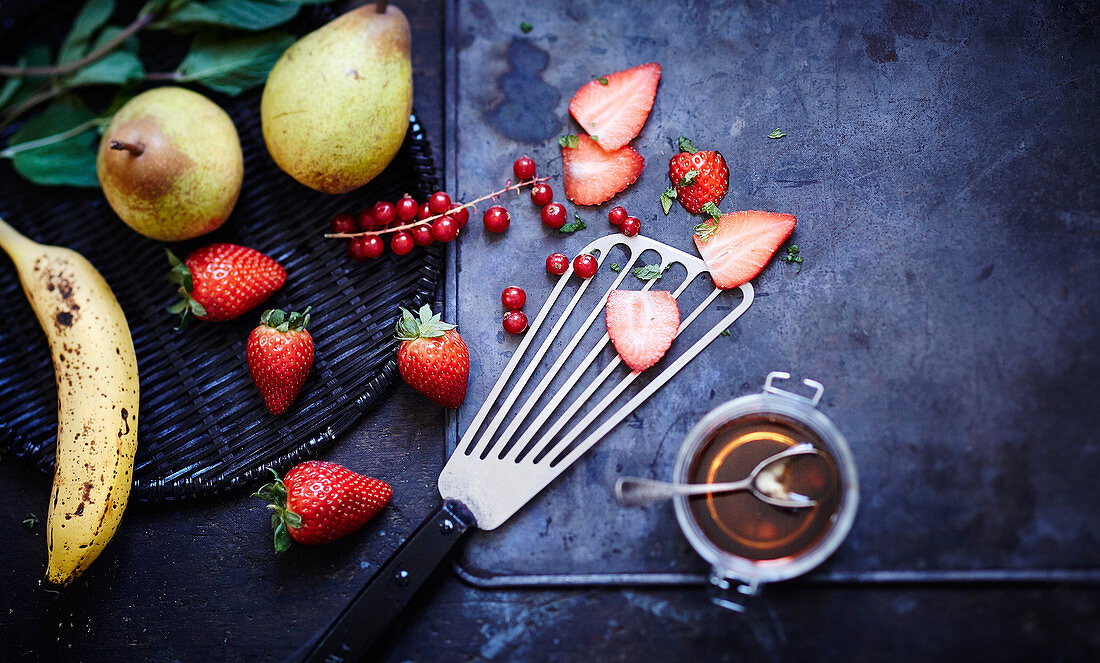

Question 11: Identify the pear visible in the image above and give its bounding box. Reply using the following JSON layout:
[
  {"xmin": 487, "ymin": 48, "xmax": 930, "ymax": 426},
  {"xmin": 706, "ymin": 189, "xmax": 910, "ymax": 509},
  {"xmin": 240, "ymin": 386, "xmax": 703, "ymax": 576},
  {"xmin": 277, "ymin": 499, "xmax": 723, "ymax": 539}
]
[
  {"xmin": 261, "ymin": 1, "xmax": 412, "ymax": 194},
  {"xmin": 97, "ymin": 87, "xmax": 243, "ymax": 242}
]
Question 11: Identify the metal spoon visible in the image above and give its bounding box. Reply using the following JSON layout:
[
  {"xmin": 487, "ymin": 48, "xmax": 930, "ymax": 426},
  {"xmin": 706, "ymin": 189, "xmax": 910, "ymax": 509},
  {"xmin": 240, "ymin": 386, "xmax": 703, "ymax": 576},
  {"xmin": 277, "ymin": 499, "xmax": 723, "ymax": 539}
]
[{"xmin": 614, "ymin": 443, "xmax": 821, "ymax": 509}]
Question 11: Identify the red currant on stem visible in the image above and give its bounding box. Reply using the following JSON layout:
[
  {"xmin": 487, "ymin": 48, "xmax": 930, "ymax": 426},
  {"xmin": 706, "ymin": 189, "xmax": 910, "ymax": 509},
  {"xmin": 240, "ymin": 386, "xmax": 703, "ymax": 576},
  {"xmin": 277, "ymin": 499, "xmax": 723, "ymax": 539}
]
[
  {"xmin": 513, "ymin": 156, "xmax": 537, "ymax": 180},
  {"xmin": 429, "ymin": 191, "xmax": 452, "ymax": 214},
  {"xmin": 449, "ymin": 205, "xmax": 469, "ymax": 228},
  {"xmin": 372, "ymin": 201, "xmax": 396, "ymax": 227},
  {"xmin": 620, "ymin": 216, "xmax": 641, "ymax": 237},
  {"xmin": 573, "ymin": 253, "xmax": 598, "ymax": 279},
  {"xmin": 530, "ymin": 183, "xmax": 553, "ymax": 206},
  {"xmin": 330, "ymin": 213, "xmax": 356, "ymax": 235},
  {"xmin": 432, "ymin": 216, "xmax": 458, "ymax": 242},
  {"xmin": 391, "ymin": 231, "xmax": 414, "ymax": 255},
  {"xmin": 483, "ymin": 205, "xmax": 510, "ymax": 233},
  {"xmin": 396, "ymin": 195, "xmax": 419, "ymax": 222},
  {"xmin": 411, "ymin": 224, "xmax": 434, "ymax": 246},
  {"xmin": 503, "ymin": 310, "xmax": 528, "ymax": 335},
  {"xmin": 501, "ymin": 286, "xmax": 526, "ymax": 310},
  {"xmin": 349, "ymin": 235, "xmax": 384, "ymax": 261},
  {"xmin": 418, "ymin": 202, "xmax": 434, "ymax": 221},
  {"xmin": 541, "ymin": 202, "xmax": 567, "ymax": 229},
  {"xmin": 546, "ymin": 252, "xmax": 569, "ymax": 276},
  {"xmin": 358, "ymin": 209, "xmax": 376, "ymax": 231},
  {"xmin": 608, "ymin": 206, "xmax": 627, "ymax": 226}
]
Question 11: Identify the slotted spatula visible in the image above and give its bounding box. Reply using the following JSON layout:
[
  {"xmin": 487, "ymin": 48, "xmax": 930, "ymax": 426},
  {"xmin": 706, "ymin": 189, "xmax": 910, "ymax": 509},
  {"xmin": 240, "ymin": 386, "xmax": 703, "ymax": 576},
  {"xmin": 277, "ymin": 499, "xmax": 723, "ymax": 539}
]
[{"xmin": 304, "ymin": 234, "xmax": 754, "ymax": 661}]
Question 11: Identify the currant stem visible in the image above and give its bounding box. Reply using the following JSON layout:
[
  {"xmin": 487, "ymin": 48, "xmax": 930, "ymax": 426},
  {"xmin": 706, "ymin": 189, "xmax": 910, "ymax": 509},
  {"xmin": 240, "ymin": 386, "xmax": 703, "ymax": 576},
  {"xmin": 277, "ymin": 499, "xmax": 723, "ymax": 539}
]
[{"xmin": 325, "ymin": 176, "xmax": 549, "ymax": 240}]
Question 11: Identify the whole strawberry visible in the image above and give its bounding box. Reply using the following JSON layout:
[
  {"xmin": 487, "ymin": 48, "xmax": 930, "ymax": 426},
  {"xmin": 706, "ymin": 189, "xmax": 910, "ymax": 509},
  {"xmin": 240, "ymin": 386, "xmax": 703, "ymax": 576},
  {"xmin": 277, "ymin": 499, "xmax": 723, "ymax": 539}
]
[
  {"xmin": 395, "ymin": 304, "xmax": 469, "ymax": 408},
  {"xmin": 660, "ymin": 135, "xmax": 729, "ymax": 215},
  {"xmin": 167, "ymin": 243, "xmax": 286, "ymax": 325},
  {"xmin": 254, "ymin": 461, "xmax": 392, "ymax": 552},
  {"xmin": 247, "ymin": 307, "xmax": 315, "ymax": 415}
]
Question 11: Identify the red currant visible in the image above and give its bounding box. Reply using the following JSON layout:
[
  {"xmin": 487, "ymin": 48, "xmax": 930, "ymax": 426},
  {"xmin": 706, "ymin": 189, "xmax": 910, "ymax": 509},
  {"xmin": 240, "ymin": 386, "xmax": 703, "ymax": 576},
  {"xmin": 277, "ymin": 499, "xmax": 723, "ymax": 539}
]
[
  {"xmin": 483, "ymin": 205, "xmax": 510, "ymax": 233},
  {"xmin": 428, "ymin": 191, "xmax": 452, "ymax": 214},
  {"xmin": 348, "ymin": 235, "xmax": 384, "ymax": 261},
  {"xmin": 358, "ymin": 209, "xmax": 376, "ymax": 231},
  {"xmin": 411, "ymin": 224, "xmax": 434, "ymax": 246},
  {"xmin": 418, "ymin": 202, "xmax": 434, "ymax": 221},
  {"xmin": 608, "ymin": 206, "xmax": 627, "ymax": 226},
  {"xmin": 573, "ymin": 253, "xmax": 598, "ymax": 279},
  {"xmin": 396, "ymin": 195, "xmax": 419, "ymax": 222},
  {"xmin": 513, "ymin": 155, "xmax": 537, "ymax": 180},
  {"xmin": 541, "ymin": 202, "xmax": 567, "ymax": 229},
  {"xmin": 501, "ymin": 286, "xmax": 526, "ymax": 310},
  {"xmin": 432, "ymin": 216, "xmax": 458, "ymax": 242},
  {"xmin": 330, "ymin": 213, "xmax": 356, "ymax": 235},
  {"xmin": 449, "ymin": 205, "xmax": 469, "ymax": 228},
  {"xmin": 391, "ymin": 231, "xmax": 414, "ymax": 255},
  {"xmin": 503, "ymin": 310, "xmax": 528, "ymax": 335},
  {"xmin": 372, "ymin": 201, "xmax": 396, "ymax": 227},
  {"xmin": 530, "ymin": 182, "xmax": 553, "ymax": 206},
  {"xmin": 546, "ymin": 252, "xmax": 569, "ymax": 276},
  {"xmin": 620, "ymin": 216, "xmax": 641, "ymax": 237}
]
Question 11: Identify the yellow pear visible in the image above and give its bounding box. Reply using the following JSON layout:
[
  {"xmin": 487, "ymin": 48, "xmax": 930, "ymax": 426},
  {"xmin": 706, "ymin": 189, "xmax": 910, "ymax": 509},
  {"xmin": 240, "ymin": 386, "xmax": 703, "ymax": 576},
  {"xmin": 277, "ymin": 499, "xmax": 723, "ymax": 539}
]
[
  {"xmin": 97, "ymin": 87, "xmax": 243, "ymax": 241},
  {"xmin": 260, "ymin": 1, "xmax": 412, "ymax": 194}
]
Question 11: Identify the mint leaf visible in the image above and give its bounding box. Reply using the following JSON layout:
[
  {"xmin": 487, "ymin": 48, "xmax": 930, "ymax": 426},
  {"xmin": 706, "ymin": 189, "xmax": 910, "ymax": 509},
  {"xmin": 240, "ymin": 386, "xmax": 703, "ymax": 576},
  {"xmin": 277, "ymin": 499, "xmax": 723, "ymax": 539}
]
[
  {"xmin": 677, "ymin": 169, "xmax": 699, "ymax": 187},
  {"xmin": 58, "ymin": 0, "xmax": 116, "ymax": 65},
  {"xmin": 693, "ymin": 219, "xmax": 719, "ymax": 243},
  {"xmin": 175, "ymin": 31, "xmax": 295, "ymax": 96},
  {"xmin": 593, "ymin": 75, "xmax": 608, "ymax": 85},
  {"xmin": 560, "ymin": 213, "xmax": 586, "ymax": 234},
  {"xmin": 780, "ymin": 244, "xmax": 803, "ymax": 272},
  {"xmin": 520, "ymin": 21, "xmax": 533, "ymax": 33},
  {"xmin": 609, "ymin": 262, "xmax": 621, "ymax": 272},
  {"xmin": 768, "ymin": 128, "xmax": 787, "ymax": 139},
  {"xmin": 700, "ymin": 202, "xmax": 722, "ymax": 221},
  {"xmin": 660, "ymin": 187, "xmax": 677, "ymax": 215},
  {"xmin": 590, "ymin": 135, "xmax": 599, "ymax": 142},
  {"xmin": 631, "ymin": 263, "xmax": 665, "ymax": 281},
  {"xmin": 720, "ymin": 329, "xmax": 731, "ymax": 337},
  {"xmin": 5, "ymin": 97, "xmax": 100, "ymax": 188},
  {"xmin": 558, "ymin": 134, "xmax": 579, "ymax": 148},
  {"xmin": 678, "ymin": 135, "xmax": 698, "ymax": 153}
]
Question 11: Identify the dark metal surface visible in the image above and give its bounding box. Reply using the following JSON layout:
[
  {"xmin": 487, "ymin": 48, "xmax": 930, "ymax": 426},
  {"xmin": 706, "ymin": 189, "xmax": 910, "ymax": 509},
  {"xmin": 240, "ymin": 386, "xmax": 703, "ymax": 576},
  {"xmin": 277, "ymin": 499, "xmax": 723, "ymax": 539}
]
[{"xmin": 446, "ymin": 0, "xmax": 1100, "ymax": 585}]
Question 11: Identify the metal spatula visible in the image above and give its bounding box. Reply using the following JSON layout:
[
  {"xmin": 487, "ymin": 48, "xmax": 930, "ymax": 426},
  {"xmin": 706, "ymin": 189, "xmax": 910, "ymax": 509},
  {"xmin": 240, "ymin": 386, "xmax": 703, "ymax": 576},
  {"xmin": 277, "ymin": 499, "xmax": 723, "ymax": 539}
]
[{"xmin": 304, "ymin": 234, "xmax": 754, "ymax": 661}]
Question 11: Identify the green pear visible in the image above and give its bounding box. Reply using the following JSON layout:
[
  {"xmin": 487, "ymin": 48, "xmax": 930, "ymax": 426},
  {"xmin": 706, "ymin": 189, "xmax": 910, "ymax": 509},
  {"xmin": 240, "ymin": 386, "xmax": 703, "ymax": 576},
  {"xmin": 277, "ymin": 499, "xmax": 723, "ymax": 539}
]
[
  {"xmin": 260, "ymin": 1, "xmax": 412, "ymax": 194},
  {"xmin": 97, "ymin": 87, "xmax": 243, "ymax": 242}
]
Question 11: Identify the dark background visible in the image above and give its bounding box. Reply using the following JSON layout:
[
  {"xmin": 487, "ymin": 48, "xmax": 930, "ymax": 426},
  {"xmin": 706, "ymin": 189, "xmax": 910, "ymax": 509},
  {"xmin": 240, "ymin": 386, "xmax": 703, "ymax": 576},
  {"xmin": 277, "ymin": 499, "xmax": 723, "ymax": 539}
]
[{"xmin": 3, "ymin": 0, "xmax": 1100, "ymax": 661}]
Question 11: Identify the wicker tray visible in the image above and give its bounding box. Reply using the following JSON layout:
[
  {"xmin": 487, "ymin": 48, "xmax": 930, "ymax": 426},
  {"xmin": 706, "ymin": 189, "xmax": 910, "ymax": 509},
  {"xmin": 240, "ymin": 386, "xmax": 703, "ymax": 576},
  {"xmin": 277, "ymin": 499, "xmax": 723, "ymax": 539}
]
[{"xmin": 0, "ymin": 6, "xmax": 442, "ymax": 502}]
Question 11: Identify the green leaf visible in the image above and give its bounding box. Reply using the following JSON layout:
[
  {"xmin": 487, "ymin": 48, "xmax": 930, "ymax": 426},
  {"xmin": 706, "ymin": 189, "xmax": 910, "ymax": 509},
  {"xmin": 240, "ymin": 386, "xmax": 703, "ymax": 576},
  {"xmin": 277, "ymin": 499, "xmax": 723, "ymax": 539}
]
[
  {"xmin": 6, "ymin": 97, "xmax": 99, "ymax": 188},
  {"xmin": 520, "ymin": 21, "xmax": 533, "ymax": 33},
  {"xmin": 2, "ymin": 46, "xmax": 53, "ymax": 111},
  {"xmin": 768, "ymin": 128, "xmax": 787, "ymax": 139},
  {"xmin": 22, "ymin": 512, "xmax": 39, "ymax": 530},
  {"xmin": 558, "ymin": 134, "xmax": 579, "ymax": 148},
  {"xmin": 175, "ymin": 31, "xmax": 294, "ymax": 96},
  {"xmin": 720, "ymin": 329, "xmax": 731, "ymax": 337},
  {"xmin": 65, "ymin": 51, "xmax": 144, "ymax": 86},
  {"xmin": 631, "ymin": 263, "xmax": 665, "ymax": 281},
  {"xmin": 593, "ymin": 75, "xmax": 608, "ymax": 85},
  {"xmin": 559, "ymin": 213, "xmax": 586, "ymax": 234},
  {"xmin": 780, "ymin": 244, "xmax": 803, "ymax": 272},
  {"xmin": 590, "ymin": 135, "xmax": 598, "ymax": 142},
  {"xmin": 659, "ymin": 187, "xmax": 676, "ymax": 215},
  {"xmin": 609, "ymin": 262, "xmax": 621, "ymax": 272},
  {"xmin": 678, "ymin": 135, "xmax": 698, "ymax": 153},
  {"xmin": 677, "ymin": 169, "xmax": 699, "ymax": 187},
  {"xmin": 0, "ymin": 57, "xmax": 26, "ymax": 109},
  {"xmin": 700, "ymin": 201, "xmax": 722, "ymax": 221},
  {"xmin": 693, "ymin": 219, "xmax": 719, "ymax": 243},
  {"xmin": 165, "ymin": 0, "xmax": 306, "ymax": 32},
  {"xmin": 59, "ymin": 0, "xmax": 117, "ymax": 65}
]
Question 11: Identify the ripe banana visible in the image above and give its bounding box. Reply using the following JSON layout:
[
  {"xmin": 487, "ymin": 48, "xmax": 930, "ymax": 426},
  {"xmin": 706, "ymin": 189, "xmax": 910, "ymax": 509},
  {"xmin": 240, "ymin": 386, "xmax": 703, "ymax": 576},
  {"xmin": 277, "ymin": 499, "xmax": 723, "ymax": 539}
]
[{"xmin": 0, "ymin": 216, "xmax": 139, "ymax": 587}]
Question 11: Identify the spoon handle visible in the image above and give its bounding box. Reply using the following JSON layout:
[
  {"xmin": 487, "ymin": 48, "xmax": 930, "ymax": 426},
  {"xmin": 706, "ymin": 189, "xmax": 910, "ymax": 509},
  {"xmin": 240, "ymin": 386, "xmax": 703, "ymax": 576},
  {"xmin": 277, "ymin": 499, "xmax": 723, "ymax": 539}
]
[{"xmin": 614, "ymin": 477, "xmax": 751, "ymax": 507}]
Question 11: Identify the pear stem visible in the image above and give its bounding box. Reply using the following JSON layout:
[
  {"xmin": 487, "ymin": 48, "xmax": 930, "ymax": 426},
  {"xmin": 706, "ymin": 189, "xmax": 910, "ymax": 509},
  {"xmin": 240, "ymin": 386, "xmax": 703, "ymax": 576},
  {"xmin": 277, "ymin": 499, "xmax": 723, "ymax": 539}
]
[
  {"xmin": 325, "ymin": 176, "xmax": 550, "ymax": 240},
  {"xmin": 376, "ymin": 0, "xmax": 388, "ymax": 13},
  {"xmin": 109, "ymin": 140, "xmax": 145, "ymax": 157}
]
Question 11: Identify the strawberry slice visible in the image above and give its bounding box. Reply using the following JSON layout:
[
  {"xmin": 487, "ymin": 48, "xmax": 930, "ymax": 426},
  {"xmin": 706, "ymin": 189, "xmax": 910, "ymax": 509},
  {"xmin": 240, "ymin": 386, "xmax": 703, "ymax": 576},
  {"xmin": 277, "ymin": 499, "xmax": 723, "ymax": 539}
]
[
  {"xmin": 562, "ymin": 134, "xmax": 644, "ymax": 206},
  {"xmin": 693, "ymin": 211, "xmax": 797, "ymax": 289},
  {"xmin": 569, "ymin": 63, "xmax": 661, "ymax": 150},
  {"xmin": 605, "ymin": 290, "xmax": 681, "ymax": 373}
]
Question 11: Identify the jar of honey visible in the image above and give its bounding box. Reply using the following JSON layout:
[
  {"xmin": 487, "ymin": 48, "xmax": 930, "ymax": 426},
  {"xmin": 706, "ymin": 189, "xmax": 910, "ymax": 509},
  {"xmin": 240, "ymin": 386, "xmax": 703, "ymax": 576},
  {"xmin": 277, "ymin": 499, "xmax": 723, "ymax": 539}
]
[{"xmin": 672, "ymin": 372, "xmax": 859, "ymax": 610}]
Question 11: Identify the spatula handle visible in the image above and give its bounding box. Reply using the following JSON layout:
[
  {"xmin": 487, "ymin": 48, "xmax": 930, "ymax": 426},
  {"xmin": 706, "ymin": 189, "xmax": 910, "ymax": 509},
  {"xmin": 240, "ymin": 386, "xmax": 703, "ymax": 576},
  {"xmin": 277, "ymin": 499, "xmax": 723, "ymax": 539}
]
[{"xmin": 303, "ymin": 499, "xmax": 476, "ymax": 662}]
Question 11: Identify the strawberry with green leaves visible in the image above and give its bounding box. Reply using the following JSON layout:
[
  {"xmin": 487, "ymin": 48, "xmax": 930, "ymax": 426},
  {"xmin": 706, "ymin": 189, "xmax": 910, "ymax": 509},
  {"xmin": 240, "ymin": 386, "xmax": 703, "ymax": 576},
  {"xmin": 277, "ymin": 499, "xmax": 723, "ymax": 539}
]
[
  {"xmin": 693, "ymin": 211, "xmax": 797, "ymax": 289},
  {"xmin": 247, "ymin": 307, "xmax": 315, "ymax": 415},
  {"xmin": 167, "ymin": 243, "xmax": 286, "ymax": 325},
  {"xmin": 395, "ymin": 304, "xmax": 469, "ymax": 408},
  {"xmin": 661, "ymin": 136, "xmax": 729, "ymax": 216},
  {"xmin": 254, "ymin": 461, "xmax": 392, "ymax": 552}
]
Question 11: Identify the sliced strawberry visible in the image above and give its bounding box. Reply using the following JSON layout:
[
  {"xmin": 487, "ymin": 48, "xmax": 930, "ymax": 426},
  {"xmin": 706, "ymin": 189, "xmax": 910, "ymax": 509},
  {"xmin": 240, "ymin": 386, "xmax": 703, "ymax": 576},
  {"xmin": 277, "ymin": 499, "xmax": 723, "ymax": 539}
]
[
  {"xmin": 562, "ymin": 134, "xmax": 644, "ymax": 206},
  {"xmin": 693, "ymin": 211, "xmax": 797, "ymax": 289},
  {"xmin": 605, "ymin": 290, "xmax": 680, "ymax": 373},
  {"xmin": 569, "ymin": 63, "xmax": 661, "ymax": 150}
]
